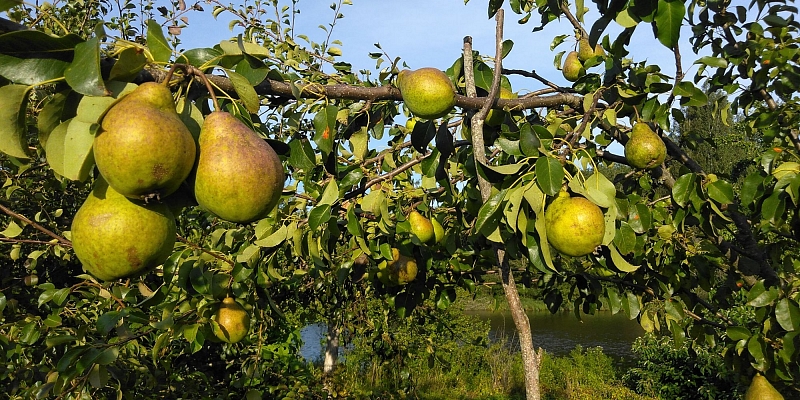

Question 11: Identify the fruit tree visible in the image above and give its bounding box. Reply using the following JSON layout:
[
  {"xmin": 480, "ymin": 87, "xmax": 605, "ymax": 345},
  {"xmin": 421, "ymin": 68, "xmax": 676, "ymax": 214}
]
[{"xmin": 2, "ymin": 0, "xmax": 800, "ymax": 399}]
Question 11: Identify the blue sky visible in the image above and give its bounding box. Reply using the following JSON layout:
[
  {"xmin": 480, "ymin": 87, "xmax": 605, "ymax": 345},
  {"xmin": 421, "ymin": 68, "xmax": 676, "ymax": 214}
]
[{"xmin": 178, "ymin": 1, "xmax": 699, "ymax": 96}]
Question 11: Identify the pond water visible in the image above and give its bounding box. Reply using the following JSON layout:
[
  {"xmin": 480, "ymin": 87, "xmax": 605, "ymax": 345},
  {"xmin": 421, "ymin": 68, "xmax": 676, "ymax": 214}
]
[
  {"xmin": 299, "ymin": 310, "xmax": 644, "ymax": 365},
  {"xmin": 465, "ymin": 310, "xmax": 645, "ymax": 364}
]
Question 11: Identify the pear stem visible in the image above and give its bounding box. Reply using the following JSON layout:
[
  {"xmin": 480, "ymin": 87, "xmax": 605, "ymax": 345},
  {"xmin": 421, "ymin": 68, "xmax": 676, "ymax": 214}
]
[
  {"xmin": 162, "ymin": 64, "xmax": 221, "ymax": 111},
  {"xmin": 188, "ymin": 67, "xmax": 221, "ymax": 112}
]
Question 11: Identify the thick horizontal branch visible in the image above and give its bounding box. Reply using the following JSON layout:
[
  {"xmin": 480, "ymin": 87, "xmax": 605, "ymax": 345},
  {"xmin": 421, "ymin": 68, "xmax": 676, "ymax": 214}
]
[{"xmin": 144, "ymin": 67, "xmax": 583, "ymax": 111}]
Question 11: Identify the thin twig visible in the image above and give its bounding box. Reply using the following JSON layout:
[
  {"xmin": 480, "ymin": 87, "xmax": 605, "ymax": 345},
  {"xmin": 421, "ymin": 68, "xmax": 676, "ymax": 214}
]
[{"xmin": 0, "ymin": 203, "xmax": 71, "ymax": 246}]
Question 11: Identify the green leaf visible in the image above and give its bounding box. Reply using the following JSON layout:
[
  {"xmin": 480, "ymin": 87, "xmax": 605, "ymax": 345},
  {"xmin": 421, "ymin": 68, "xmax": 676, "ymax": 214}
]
[
  {"xmin": 75, "ymin": 81, "xmax": 137, "ymax": 124},
  {"xmin": 706, "ymin": 180, "xmax": 734, "ymax": 204},
  {"xmin": 288, "ymin": 138, "xmax": 316, "ymax": 171},
  {"xmin": 614, "ymin": 222, "xmax": 636, "ymax": 255},
  {"xmin": 313, "ymin": 105, "xmax": 337, "ymax": 156},
  {"xmin": 0, "ymin": 1, "xmax": 22, "ymax": 12},
  {"xmin": 1, "ymin": 221, "xmax": 23, "ymax": 238},
  {"xmin": 623, "ymin": 292, "xmax": 641, "ymax": 319},
  {"xmin": 226, "ymin": 69, "xmax": 260, "ymax": 113},
  {"xmin": 62, "ymin": 119, "xmax": 97, "ymax": 181},
  {"xmin": 488, "ymin": 0, "xmax": 504, "ymax": 17},
  {"xmin": 108, "ymin": 47, "xmax": 147, "ymax": 82},
  {"xmin": 776, "ymin": 298, "xmax": 800, "ymax": 332},
  {"xmin": 146, "ymin": 20, "xmax": 172, "ymax": 63},
  {"xmin": 672, "ymin": 173, "xmax": 696, "ymax": 207},
  {"xmin": 318, "ymin": 180, "xmax": 339, "ymax": 205},
  {"xmin": 96, "ymin": 311, "xmax": 123, "ymax": 335},
  {"xmin": 254, "ymin": 224, "xmax": 287, "ymax": 248},
  {"xmin": 694, "ymin": 56, "xmax": 728, "ymax": 68},
  {"xmin": 95, "ymin": 347, "xmax": 119, "ymax": 365},
  {"xmin": 57, "ymin": 347, "xmax": 86, "ymax": 372},
  {"xmin": 177, "ymin": 47, "xmax": 223, "ymax": 69},
  {"xmin": 45, "ymin": 119, "xmax": 70, "ymax": 176},
  {"xmin": 0, "ymin": 31, "xmax": 82, "ymax": 85},
  {"xmin": 653, "ymin": 0, "xmax": 684, "ymax": 48},
  {"xmin": 582, "ymin": 172, "xmax": 616, "ymax": 208},
  {"xmin": 747, "ymin": 280, "xmax": 778, "ymax": 307},
  {"xmin": 474, "ymin": 189, "xmax": 507, "ymax": 234},
  {"xmin": 535, "ymin": 157, "xmax": 564, "ymax": 196},
  {"xmin": 727, "ymin": 326, "xmax": 751, "ymax": 341},
  {"xmin": 37, "ymin": 90, "xmax": 70, "ymax": 147},
  {"xmin": 673, "ymin": 81, "xmax": 708, "ymax": 107},
  {"xmin": 64, "ymin": 36, "xmax": 107, "ymax": 97},
  {"xmin": 608, "ymin": 243, "xmax": 640, "ymax": 272},
  {"xmin": 0, "ymin": 84, "xmax": 31, "ymax": 159},
  {"xmin": 308, "ymin": 204, "xmax": 332, "ymax": 231}
]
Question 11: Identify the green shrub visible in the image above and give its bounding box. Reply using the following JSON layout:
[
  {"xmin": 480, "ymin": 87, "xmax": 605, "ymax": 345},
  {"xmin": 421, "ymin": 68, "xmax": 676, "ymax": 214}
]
[{"xmin": 623, "ymin": 333, "xmax": 744, "ymax": 400}]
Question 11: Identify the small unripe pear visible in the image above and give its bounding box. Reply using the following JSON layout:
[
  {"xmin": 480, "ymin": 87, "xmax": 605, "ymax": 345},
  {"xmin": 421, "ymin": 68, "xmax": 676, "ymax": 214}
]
[
  {"xmin": 212, "ymin": 297, "xmax": 251, "ymax": 344},
  {"xmin": 625, "ymin": 122, "xmax": 667, "ymax": 169},
  {"xmin": 388, "ymin": 248, "xmax": 418, "ymax": 285},
  {"xmin": 408, "ymin": 211, "xmax": 435, "ymax": 244},
  {"xmin": 578, "ymin": 37, "xmax": 604, "ymax": 61},
  {"xmin": 485, "ymin": 87, "xmax": 518, "ymax": 126},
  {"xmin": 562, "ymin": 51, "xmax": 585, "ymax": 82}
]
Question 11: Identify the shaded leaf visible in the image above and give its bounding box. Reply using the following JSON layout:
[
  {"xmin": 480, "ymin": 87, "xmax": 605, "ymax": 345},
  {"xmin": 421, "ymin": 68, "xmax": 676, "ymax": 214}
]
[{"xmin": 0, "ymin": 84, "xmax": 31, "ymax": 158}]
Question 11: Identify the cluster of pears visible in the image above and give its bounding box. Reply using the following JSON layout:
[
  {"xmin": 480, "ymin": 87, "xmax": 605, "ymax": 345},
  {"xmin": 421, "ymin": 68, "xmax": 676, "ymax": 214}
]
[
  {"xmin": 71, "ymin": 81, "xmax": 285, "ymax": 282},
  {"xmin": 562, "ymin": 36, "xmax": 605, "ymax": 82},
  {"xmin": 544, "ymin": 190, "xmax": 605, "ymax": 257},
  {"xmin": 374, "ymin": 211, "xmax": 445, "ymax": 287},
  {"xmin": 397, "ymin": 68, "xmax": 456, "ymax": 120},
  {"xmin": 625, "ymin": 122, "xmax": 667, "ymax": 169}
]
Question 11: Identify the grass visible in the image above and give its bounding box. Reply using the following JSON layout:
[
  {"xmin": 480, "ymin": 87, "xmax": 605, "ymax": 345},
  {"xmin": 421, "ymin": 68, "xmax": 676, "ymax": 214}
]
[{"xmin": 328, "ymin": 331, "xmax": 653, "ymax": 399}]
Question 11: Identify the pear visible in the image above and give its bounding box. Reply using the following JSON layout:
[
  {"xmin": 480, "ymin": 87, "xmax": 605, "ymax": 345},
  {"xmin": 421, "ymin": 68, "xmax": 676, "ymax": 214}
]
[
  {"xmin": 745, "ymin": 374, "xmax": 784, "ymax": 400},
  {"xmin": 94, "ymin": 82, "xmax": 196, "ymax": 200},
  {"xmin": 545, "ymin": 191, "xmax": 605, "ymax": 257},
  {"xmin": 71, "ymin": 177, "xmax": 176, "ymax": 281},
  {"xmin": 397, "ymin": 68, "xmax": 456, "ymax": 120},
  {"xmin": 562, "ymin": 51, "xmax": 585, "ymax": 82},
  {"xmin": 212, "ymin": 297, "xmax": 251, "ymax": 343},
  {"xmin": 432, "ymin": 218, "xmax": 445, "ymax": 244},
  {"xmin": 193, "ymin": 111, "xmax": 285, "ymax": 223},
  {"xmin": 625, "ymin": 122, "xmax": 667, "ymax": 169},
  {"xmin": 388, "ymin": 248, "xmax": 418, "ymax": 285},
  {"xmin": 578, "ymin": 38, "xmax": 604, "ymax": 61},
  {"xmin": 485, "ymin": 87, "xmax": 518, "ymax": 127},
  {"xmin": 409, "ymin": 210, "xmax": 435, "ymax": 244}
]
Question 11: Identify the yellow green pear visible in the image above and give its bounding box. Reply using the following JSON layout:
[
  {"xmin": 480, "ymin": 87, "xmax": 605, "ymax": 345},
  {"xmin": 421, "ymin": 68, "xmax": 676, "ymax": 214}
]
[
  {"xmin": 578, "ymin": 37, "xmax": 604, "ymax": 61},
  {"xmin": 212, "ymin": 297, "xmax": 251, "ymax": 343},
  {"xmin": 545, "ymin": 191, "xmax": 605, "ymax": 257},
  {"xmin": 71, "ymin": 177, "xmax": 176, "ymax": 281},
  {"xmin": 193, "ymin": 111, "xmax": 285, "ymax": 223},
  {"xmin": 94, "ymin": 82, "xmax": 196, "ymax": 200},
  {"xmin": 388, "ymin": 248, "xmax": 418, "ymax": 285},
  {"xmin": 562, "ymin": 51, "xmax": 585, "ymax": 82},
  {"xmin": 625, "ymin": 122, "xmax": 666, "ymax": 169},
  {"xmin": 485, "ymin": 87, "xmax": 517, "ymax": 126},
  {"xmin": 432, "ymin": 217, "xmax": 445, "ymax": 244},
  {"xmin": 745, "ymin": 374, "xmax": 784, "ymax": 400},
  {"xmin": 397, "ymin": 68, "xmax": 456, "ymax": 120},
  {"xmin": 409, "ymin": 210, "xmax": 435, "ymax": 244}
]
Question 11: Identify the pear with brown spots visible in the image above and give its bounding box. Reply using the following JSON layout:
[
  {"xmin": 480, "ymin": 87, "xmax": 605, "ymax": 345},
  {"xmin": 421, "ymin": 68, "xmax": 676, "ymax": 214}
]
[
  {"xmin": 94, "ymin": 82, "xmax": 196, "ymax": 200},
  {"xmin": 71, "ymin": 177, "xmax": 176, "ymax": 281}
]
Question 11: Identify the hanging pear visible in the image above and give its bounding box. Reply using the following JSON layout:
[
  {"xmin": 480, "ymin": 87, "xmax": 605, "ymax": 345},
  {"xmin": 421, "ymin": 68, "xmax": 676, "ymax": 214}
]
[
  {"xmin": 625, "ymin": 122, "xmax": 667, "ymax": 169},
  {"xmin": 71, "ymin": 177, "xmax": 176, "ymax": 281},
  {"xmin": 562, "ymin": 51, "xmax": 585, "ymax": 82},
  {"xmin": 397, "ymin": 68, "xmax": 456, "ymax": 120},
  {"xmin": 408, "ymin": 210, "xmax": 435, "ymax": 244},
  {"xmin": 193, "ymin": 111, "xmax": 285, "ymax": 223},
  {"xmin": 212, "ymin": 297, "xmax": 251, "ymax": 343},
  {"xmin": 94, "ymin": 82, "xmax": 196, "ymax": 200},
  {"xmin": 745, "ymin": 374, "xmax": 784, "ymax": 400},
  {"xmin": 545, "ymin": 191, "xmax": 605, "ymax": 257}
]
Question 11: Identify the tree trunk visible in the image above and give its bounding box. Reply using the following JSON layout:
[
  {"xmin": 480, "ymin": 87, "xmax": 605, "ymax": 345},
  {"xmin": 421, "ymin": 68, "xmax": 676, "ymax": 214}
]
[
  {"xmin": 463, "ymin": 11, "xmax": 543, "ymax": 398},
  {"xmin": 323, "ymin": 321, "xmax": 340, "ymax": 374}
]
